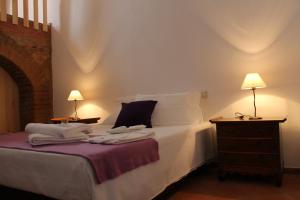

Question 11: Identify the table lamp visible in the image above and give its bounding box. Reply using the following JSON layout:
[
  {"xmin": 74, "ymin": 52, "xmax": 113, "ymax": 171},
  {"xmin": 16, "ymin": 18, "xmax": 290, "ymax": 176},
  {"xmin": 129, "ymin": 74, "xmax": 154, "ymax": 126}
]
[
  {"xmin": 68, "ymin": 90, "xmax": 84, "ymax": 120},
  {"xmin": 241, "ymin": 73, "xmax": 267, "ymax": 120}
]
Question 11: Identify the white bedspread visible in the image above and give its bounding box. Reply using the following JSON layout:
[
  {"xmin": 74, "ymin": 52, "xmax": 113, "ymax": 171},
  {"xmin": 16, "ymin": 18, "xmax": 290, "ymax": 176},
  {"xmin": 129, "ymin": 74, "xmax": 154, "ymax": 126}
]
[{"xmin": 0, "ymin": 122, "xmax": 214, "ymax": 200}]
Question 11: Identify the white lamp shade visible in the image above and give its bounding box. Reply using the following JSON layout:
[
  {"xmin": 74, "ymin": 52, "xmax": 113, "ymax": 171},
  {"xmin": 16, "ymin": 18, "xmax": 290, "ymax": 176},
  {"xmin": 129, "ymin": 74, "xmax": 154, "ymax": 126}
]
[
  {"xmin": 68, "ymin": 90, "xmax": 84, "ymax": 101},
  {"xmin": 241, "ymin": 73, "xmax": 267, "ymax": 90}
]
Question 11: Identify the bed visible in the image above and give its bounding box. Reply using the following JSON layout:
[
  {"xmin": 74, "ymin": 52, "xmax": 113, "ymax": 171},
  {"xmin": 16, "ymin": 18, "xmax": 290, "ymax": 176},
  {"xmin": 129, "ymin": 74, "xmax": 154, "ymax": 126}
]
[{"xmin": 0, "ymin": 122, "xmax": 213, "ymax": 200}]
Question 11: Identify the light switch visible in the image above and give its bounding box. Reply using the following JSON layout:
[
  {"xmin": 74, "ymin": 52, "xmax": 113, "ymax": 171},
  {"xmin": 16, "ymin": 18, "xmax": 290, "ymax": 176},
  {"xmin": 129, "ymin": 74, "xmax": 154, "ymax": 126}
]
[{"xmin": 201, "ymin": 91, "xmax": 208, "ymax": 99}]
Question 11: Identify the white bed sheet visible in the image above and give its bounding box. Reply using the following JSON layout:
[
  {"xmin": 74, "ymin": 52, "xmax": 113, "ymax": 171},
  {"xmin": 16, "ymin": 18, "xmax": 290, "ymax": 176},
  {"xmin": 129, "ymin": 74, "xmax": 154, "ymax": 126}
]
[{"xmin": 0, "ymin": 122, "xmax": 214, "ymax": 200}]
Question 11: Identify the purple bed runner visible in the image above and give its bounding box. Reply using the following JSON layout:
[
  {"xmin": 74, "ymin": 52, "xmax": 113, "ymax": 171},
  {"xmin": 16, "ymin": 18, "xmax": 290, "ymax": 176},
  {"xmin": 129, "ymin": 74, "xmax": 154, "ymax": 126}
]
[{"xmin": 0, "ymin": 132, "xmax": 159, "ymax": 184}]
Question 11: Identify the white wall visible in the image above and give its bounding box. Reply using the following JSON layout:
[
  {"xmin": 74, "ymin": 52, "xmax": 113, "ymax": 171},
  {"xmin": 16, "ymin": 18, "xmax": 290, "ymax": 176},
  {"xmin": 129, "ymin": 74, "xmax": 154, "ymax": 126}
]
[{"xmin": 49, "ymin": 0, "xmax": 300, "ymax": 168}]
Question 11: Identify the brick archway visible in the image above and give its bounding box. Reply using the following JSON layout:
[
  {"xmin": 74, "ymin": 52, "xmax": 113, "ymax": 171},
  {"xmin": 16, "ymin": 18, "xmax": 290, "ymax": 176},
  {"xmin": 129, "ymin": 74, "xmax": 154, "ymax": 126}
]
[
  {"xmin": 0, "ymin": 20, "xmax": 52, "ymax": 129},
  {"xmin": 0, "ymin": 56, "xmax": 34, "ymax": 129}
]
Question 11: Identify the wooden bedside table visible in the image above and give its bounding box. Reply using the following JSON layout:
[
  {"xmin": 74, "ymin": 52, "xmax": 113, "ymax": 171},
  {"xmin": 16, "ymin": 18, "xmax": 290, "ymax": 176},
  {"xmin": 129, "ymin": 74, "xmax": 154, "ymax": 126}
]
[
  {"xmin": 50, "ymin": 117, "xmax": 100, "ymax": 124},
  {"xmin": 210, "ymin": 117, "xmax": 287, "ymax": 186}
]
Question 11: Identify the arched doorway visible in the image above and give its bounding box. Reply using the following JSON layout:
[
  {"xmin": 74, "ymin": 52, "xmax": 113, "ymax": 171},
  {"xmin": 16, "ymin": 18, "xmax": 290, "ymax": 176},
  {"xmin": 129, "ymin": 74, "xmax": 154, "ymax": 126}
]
[
  {"xmin": 0, "ymin": 56, "xmax": 34, "ymax": 132},
  {"xmin": 0, "ymin": 68, "xmax": 20, "ymax": 133}
]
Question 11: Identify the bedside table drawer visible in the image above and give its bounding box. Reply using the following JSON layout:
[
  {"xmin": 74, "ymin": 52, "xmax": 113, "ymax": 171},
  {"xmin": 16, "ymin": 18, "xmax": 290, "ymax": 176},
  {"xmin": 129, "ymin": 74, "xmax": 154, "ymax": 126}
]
[
  {"xmin": 217, "ymin": 123, "xmax": 278, "ymax": 138},
  {"xmin": 219, "ymin": 152, "xmax": 279, "ymax": 168},
  {"xmin": 218, "ymin": 139, "xmax": 279, "ymax": 153}
]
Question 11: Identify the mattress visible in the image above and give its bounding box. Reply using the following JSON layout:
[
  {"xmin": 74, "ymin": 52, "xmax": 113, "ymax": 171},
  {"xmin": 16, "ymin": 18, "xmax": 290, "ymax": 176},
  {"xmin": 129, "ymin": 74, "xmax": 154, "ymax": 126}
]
[{"xmin": 0, "ymin": 122, "xmax": 214, "ymax": 200}]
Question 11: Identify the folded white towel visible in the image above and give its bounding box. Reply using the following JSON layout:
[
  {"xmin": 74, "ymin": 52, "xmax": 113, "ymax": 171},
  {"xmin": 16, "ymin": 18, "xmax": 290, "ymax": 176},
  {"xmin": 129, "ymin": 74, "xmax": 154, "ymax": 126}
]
[
  {"xmin": 107, "ymin": 125, "xmax": 146, "ymax": 134},
  {"xmin": 89, "ymin": 129, "xmax": 155, "ymax": 144},
  {"xmin": 28, "ymin": 133, "xmax": 88, "ymax": 146},
  {"xmin": 25, "ymin": 123, "xmax": 93, "ymax": 139}
]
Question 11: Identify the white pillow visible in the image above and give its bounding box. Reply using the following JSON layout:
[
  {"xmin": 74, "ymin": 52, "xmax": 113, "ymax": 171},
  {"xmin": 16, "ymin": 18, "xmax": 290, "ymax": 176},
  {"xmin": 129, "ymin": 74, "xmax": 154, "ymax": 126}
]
[
  {"xmin": 135, "ymin": 92, "xmax": 203, "ymax": 126},
  {"xmin": 101, "ymin": 95, "xmax": 136, "ymax": 125}
]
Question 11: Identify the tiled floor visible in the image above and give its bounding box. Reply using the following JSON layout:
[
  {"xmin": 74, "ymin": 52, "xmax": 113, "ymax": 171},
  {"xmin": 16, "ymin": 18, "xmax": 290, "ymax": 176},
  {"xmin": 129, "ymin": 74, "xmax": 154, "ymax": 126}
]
[
  {"xmin": 169, "ymin": 169, "xmax": 300, "ymax": 200},
  {"xmin": 1, "ymin": 167, "xmax": 300, "ymax": 200}
]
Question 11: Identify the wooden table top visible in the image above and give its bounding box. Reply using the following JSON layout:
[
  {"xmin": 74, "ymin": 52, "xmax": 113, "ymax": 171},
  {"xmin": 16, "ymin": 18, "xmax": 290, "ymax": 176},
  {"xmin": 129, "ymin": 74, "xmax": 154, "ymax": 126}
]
[
  {"xmin": 50, "ymin": 117, "xmax": 100, "ymax": 122},
  {"xmin": 210, "ymin": 117, "xmax": 287, "ymax": 124}
]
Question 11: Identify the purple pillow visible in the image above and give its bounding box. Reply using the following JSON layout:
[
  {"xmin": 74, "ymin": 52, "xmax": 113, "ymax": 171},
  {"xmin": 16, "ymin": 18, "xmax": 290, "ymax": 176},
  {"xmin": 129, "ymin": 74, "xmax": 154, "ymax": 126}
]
[{"xmin": 113, "ymin": 100, "xmax": 158, "ymax": 128}]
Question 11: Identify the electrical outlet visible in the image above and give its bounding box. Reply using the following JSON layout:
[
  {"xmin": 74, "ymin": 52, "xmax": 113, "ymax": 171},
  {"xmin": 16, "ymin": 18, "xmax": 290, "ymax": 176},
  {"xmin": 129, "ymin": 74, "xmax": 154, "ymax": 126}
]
[{"xmin": 201, "ymin": 91, "xmax": 208, "ymax": 99}]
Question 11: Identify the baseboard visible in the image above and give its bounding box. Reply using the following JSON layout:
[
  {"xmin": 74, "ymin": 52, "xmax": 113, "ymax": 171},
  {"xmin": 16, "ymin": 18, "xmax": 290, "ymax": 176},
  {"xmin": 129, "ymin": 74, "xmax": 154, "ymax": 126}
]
[
  {"xmin": 284, "ymin": 168, "xmax": 300, "ymax": 174},
  {"xmin": 197, "ymin": 161, "xmax": 300, "ymax": 175}
]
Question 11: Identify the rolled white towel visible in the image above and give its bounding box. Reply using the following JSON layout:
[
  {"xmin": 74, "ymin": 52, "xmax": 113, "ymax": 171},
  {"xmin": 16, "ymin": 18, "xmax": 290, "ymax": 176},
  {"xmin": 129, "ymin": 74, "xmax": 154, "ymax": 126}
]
[
  {"xmin": 128, "ymin": 125, "xmax": 146, "ymax": 131},
  {"xmin": 25, "ymin": 123, "xmax": 93, "ymax": 139},
  {"xmin": 28, "ymin": 133, "xmax": 88, "ymax": 146},
  {"xmin": 59, "ymin": 123, "xmax": 93, "ymax": 135}
]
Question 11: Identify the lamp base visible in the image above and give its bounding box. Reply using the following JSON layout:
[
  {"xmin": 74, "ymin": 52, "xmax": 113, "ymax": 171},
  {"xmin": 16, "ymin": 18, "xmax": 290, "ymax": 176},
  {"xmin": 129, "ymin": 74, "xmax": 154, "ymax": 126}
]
[
  {"xmin": 249, "ymin": 116, "xmax": 263, "ymax": 120},
  {"xmin": 70, "ymin": 116, "xmax": 80, "ymax": 121}
]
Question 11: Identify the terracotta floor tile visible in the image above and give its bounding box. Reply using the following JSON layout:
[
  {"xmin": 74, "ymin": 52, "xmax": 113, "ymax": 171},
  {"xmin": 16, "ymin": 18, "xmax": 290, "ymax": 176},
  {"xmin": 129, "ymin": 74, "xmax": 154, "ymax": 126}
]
[
  {"xmin": 168, "ymin": 169, "xmax": 300, "ymax": 200},
  {"xmin": 170, "ymin": 192, "xmax": 237, "ymax": 200}
]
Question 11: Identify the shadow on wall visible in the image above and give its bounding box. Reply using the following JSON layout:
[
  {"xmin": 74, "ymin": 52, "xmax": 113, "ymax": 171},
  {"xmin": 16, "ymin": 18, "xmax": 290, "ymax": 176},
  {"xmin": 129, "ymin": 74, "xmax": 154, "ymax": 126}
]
[
  {"xmin": 193, "ymin": 0, "xmax": 300, "ymax": 54},
  {"xmin": 281, "ymin": 99, "xmax": 300, "ymax": 168},
  {"xmin": 59, "ymin": 0, "xmax": 112, "ymax": 73},
  {"xmin": 52, "ymin": 0, "xmax": 127, "ymax": 119}
]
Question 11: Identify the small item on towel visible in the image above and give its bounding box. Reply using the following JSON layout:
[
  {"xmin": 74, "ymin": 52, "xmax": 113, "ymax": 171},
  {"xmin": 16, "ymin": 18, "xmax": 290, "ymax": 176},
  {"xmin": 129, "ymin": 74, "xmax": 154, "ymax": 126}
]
[
  {"xmin": 89, "ymin": 130, "xmax": 155, "ymax": 144},
  {"xmin": 107, "ymin": 126, "xmax": 129, "ymax": 134},
  {"xmin": 128, "ymin": 125, "xmax": 146, "ymax": 131},
  {"xmin": 106, "ymin": 124, "xmax": 146, "ymax": 134},
  {"xmin": 28, "ymin": 133, "xmax": 88, "ymax": 146},
  {"xmin": 25, "ymin": 123, "xmax": 93, "ymax": 139}
]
